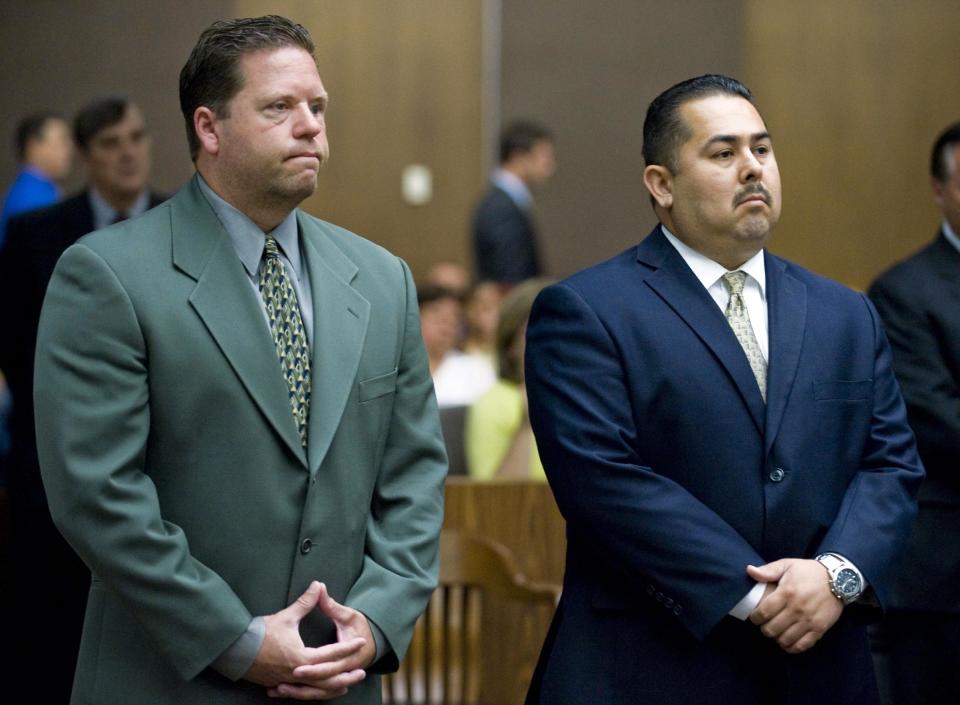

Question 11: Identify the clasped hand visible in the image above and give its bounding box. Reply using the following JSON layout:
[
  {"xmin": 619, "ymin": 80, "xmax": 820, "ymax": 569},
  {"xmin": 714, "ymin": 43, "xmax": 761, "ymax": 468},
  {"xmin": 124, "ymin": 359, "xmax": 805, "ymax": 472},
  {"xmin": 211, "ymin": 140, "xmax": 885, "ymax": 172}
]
[
  {"xmin": 244, "ymin": 581, "xmax": 377, "ymax": 700},
  {"xmin": 746, "ymin": 559, "xmax": 843, "ymax": 654}
]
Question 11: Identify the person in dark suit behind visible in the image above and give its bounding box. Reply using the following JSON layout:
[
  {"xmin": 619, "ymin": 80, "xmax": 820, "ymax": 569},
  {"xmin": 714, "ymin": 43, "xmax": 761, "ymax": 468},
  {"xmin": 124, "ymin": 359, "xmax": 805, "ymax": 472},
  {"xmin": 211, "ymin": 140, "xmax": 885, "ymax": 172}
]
[
  {"xmin": 31, "ymin": 15, "xmax": 445, "ymax": 704},
  {"xmin": 867, "ymin": 121, "xmax": 960, "ymax": 705},
  {"xmin": 471, "ymin": 120, "xmax": 555, "ymax": 284},
  {"xmin": 523, "ymin": 74, "xmax": 923, "ymax": 705},
  {"xmin": 0, "ymin": 95, "xmax": 164, "ymax": 702}
]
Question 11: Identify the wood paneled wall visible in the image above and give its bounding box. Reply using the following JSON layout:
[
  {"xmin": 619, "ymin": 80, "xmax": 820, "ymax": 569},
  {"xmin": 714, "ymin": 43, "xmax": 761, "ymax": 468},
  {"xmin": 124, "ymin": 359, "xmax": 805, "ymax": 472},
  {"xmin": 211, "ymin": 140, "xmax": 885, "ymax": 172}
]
[
  {"xmin": 744, "ymin": 0, "xmax": 960, "ymax": 289},
  {"xmin": 235, "ymin": 0, "xmax": 486, "ymax": 280},
  {"xmin": 500, "ymin": 0, "xmax": 744, "ymax": 278},
  {"xmin": 5, "ymin": 3, "xmax": 956, "ymax": 287},
  {"xmin": 0, "ymin": 1, "xmax": 232, "ymax": 196}
]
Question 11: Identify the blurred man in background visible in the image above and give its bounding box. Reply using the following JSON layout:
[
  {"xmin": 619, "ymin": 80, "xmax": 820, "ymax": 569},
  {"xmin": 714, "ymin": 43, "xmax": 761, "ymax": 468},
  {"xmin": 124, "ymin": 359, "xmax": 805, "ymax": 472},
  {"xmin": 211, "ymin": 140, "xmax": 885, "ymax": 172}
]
[
  {"xmin": 471, "ymin": 120, "xmax": 555, "ymax": 284},
  {"xmin": 0, "ymin": 95, "xmax": 165, "ymax": 703},
  {"xmin": 868, "ymin": 121, "xmax": 960, "ymax": 705}
]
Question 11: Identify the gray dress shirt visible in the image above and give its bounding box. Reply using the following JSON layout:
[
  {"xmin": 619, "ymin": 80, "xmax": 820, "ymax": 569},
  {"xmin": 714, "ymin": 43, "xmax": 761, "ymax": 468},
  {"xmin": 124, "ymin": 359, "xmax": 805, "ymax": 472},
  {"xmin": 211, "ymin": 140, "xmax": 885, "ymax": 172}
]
[{"xmin": 196, "ymin": 175, "xmax": 387, "ymax": 681}]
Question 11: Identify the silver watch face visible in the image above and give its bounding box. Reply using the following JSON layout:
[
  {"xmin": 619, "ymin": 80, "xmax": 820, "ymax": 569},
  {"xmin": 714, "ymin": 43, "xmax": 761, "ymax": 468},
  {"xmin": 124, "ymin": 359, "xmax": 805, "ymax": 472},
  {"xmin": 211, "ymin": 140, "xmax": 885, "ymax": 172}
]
[{"xmin": 836, "ymin": 568, "xmax": 861, "ymax": 598}]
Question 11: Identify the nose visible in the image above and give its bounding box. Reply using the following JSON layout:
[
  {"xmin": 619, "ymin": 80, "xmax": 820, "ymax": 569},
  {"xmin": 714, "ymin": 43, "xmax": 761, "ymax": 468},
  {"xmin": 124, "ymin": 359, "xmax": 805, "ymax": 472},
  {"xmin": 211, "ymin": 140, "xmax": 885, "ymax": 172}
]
[
  {"xmin": 740, "ymin": 149, "xmax": 762, "ymax": 183},
  {"xmin": 294, "ymin": 104, "xmax": 323, "ymax": 140}
]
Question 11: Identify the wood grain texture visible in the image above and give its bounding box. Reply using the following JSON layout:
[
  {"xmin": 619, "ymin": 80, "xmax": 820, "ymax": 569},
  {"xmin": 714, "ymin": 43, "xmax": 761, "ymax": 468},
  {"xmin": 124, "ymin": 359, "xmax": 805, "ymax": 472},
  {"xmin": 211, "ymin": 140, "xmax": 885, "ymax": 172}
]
[
  {"xmin": 439, "ymin": 479, "xmax": 566, "ymax": 705},
  {"xmin": 744, "ymin": 0, "xmax": 960, "ymax": 290},
  {"xmin": 383, "ymin": 531, "xmax": 559, "ymax": 705},
  {"xmin": 235, "ymin": 0, "xmax": 486, "ymax": 280}
]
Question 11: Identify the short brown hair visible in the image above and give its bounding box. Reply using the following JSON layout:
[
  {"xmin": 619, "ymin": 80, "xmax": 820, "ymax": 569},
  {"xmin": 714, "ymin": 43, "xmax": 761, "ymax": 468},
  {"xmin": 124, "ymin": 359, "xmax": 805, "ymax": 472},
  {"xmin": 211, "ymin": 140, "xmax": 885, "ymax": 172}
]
[{"xmin": 179, "ymin": 15, "xmax": 315, "ymax": 160}]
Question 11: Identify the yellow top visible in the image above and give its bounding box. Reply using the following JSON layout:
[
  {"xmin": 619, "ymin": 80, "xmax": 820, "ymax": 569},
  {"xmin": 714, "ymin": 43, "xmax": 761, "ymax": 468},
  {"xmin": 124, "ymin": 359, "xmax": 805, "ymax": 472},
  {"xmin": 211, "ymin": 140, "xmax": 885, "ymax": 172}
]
[{"xmin": 465, "ymin": 379, "xmax": 546, "ymax": 481}]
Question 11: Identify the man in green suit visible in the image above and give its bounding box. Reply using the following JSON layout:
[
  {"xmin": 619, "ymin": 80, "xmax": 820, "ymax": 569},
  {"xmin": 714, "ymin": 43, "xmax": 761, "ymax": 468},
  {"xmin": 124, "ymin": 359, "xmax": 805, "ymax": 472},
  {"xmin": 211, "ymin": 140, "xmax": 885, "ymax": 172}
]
[{"xmin": 33, "ymin": 16, "xmax": 446, "ymax": 703}]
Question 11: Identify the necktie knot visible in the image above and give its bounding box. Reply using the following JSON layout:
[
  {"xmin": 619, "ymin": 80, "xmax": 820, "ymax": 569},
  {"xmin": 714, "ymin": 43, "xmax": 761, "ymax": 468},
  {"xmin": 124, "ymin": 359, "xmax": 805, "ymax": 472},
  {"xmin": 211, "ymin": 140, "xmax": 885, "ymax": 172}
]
[
  {"xmin": 263, "ymin": 236, "xmax": 281, "ymax": 260},
  {"xmin": 722, "ymin": 270, "xmax": 747, "ymax": 297}
]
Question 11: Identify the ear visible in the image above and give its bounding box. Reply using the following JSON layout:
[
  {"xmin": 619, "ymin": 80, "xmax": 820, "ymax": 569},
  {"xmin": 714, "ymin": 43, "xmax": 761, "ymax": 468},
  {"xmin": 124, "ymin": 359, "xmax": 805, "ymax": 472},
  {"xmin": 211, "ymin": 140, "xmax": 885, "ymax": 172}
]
[
  {"xmin": 643, "ymin": 164, "xmax": 673, "ymax": 209},
  {"xmin": 932, "ymin": 176, "xmax": 946, "ymax": 209},
  {"xmin": 193, "ymin": 107, "xmax": 220, "ymax": 157}
]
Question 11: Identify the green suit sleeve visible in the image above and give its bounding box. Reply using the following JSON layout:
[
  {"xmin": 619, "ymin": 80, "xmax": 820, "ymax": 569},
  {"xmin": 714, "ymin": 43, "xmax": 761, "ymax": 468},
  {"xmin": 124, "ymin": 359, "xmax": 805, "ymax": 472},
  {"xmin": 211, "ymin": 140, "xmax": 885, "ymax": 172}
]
[
  {"xmin": 34, "ymin": 243, "xmax": 252, "ymax": 681},
  {"xmin": 344, "ymin": 258, "xmax": 447, "ymax": 672}
]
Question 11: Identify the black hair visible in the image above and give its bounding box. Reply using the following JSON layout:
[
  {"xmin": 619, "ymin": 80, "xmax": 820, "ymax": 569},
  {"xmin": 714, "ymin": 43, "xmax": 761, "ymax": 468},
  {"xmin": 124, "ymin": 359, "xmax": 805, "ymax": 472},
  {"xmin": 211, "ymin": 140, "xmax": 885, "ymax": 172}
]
[
  {"xmin": 417, "ymin": 284, "xmax": 462, "ymax": 308},
  {"xmin": 499, "ymin": 120, "xmax": 553, "ymax": 165},
  {"xmin": 15, "ymin": 112, "xmax": 63, "ymax": 161},
  {"xmin": 73, "ymin": 97, "xmax": 131, "ymax": 152},
  {"xmin": 643, "ymin": 74, "xmax": 754, "ymax": 173},
  {"xmin": 930, "ymin": 122, "xmax": 960, "ymax": 183}
]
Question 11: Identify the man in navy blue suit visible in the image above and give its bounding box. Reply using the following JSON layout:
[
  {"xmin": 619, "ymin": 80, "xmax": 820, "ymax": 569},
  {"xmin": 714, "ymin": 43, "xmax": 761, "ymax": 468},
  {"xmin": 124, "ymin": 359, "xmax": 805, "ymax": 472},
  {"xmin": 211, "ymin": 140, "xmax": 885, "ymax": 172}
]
[
  {"xmin": 523, "ymin": 75, "xmax": 923, "ymax": 705},
  {"xmin": 471, "ymin": 120, "xmax": 555, "ymax": 284}
]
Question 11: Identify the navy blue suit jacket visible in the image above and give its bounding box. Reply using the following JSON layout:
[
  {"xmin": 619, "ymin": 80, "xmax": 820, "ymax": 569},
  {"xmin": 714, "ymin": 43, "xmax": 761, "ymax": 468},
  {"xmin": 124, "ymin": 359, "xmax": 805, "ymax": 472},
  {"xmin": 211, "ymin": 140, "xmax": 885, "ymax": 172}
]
[
  {"xmin": 869, "ymin": 232, "xmax": 960, "ymax": 613},
  {"xmin": 471, "ymin": 185, "xmax": 541, "ymax": 283},
  {"xmin": 524, "ymin": 226, "xmax": 922, "ymax": 705}
]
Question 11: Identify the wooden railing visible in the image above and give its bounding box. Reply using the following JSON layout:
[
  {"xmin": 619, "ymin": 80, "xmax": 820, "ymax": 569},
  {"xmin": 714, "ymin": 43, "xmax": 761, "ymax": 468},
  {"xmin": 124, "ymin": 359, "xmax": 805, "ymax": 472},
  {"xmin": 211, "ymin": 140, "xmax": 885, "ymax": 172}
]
[{"xmin": 419, "ymin": 478, "xmax": 565, "ymax": 705}]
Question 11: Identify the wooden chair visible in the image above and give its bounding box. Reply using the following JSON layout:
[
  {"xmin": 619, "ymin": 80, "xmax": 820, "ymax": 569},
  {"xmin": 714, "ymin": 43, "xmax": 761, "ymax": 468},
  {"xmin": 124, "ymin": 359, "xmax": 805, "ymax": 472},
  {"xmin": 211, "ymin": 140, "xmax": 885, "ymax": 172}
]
[{"xmin": 382, "ymin": 529, "xmax": 560, "ymax": 705}]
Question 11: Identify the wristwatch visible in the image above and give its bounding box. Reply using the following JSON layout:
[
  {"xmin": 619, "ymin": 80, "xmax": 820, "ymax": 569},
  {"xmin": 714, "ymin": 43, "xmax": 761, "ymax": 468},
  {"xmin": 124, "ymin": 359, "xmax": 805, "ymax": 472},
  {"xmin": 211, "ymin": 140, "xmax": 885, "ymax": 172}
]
[{"xmin": 815, "ymin": 553, "xmax": 864, "ymax": 604}]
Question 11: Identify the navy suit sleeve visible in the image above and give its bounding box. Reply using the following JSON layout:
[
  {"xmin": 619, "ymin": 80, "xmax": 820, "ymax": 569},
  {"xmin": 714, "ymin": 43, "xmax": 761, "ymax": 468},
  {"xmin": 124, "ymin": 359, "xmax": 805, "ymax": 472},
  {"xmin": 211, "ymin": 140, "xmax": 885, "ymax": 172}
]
[
  {"xmin": 525, "ymin": 283, "xmax": 765, "ymax": 640},
  {"xmin": 815, "ymin": 294, "xmax": 923, "ymax": 605},
  {"xmin": 869, "ymin": 273, "xmax": 960, "ymax": 476}
]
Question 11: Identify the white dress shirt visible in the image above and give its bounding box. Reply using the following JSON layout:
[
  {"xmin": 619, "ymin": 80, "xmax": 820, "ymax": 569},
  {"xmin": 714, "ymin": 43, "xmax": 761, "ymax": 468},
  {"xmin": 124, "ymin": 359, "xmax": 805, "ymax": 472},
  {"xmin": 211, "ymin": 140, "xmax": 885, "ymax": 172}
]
[
  {"xmin": 661, "ymin": 226, "xmax": 768, "ymax": 360},
  {"xmin": 660, "ymin": 226, "xmax": 864, "ymax": 620}
]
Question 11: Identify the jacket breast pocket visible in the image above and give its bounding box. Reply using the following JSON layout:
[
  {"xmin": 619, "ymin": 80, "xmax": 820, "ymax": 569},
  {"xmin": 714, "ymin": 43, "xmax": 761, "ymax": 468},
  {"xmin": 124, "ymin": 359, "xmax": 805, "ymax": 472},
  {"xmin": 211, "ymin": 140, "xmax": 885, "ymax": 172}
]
[
  {"xmin": 813, "ymin": 379, "xmax": 872, "ymax": 401},
  {"xmin": 358, "ymin": 368, "xmax": 398, "ymax": 403}
]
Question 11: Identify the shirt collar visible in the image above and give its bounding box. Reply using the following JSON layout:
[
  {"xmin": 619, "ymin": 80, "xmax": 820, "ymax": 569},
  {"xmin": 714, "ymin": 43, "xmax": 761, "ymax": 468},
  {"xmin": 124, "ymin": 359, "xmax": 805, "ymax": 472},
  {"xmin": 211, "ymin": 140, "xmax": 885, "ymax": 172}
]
[
  {"xmin": 660, "ymin": 224, "xmax": 766, "ymax": 298},
  {"xmin": 196, "ymin": 174, "xmax": 301, "ymax": 279},
  {"xmin": 88, "ymin": 186, "xmax": 150, "ymax": 231},
  {"xmin": 941, "ymin": 220, "xmax": 960, "ymax": 255},
  {"xmin": 491, "ymin": 168, "xmax": 532, "ymax": 210}
]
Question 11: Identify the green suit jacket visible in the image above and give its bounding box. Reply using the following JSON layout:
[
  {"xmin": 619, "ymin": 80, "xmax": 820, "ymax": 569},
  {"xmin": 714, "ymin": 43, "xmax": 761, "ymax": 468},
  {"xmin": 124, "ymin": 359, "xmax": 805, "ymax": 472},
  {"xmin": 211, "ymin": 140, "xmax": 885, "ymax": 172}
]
[{"xmin": 34, "ymin": 177, "xmax": 447, "ymax": 704}]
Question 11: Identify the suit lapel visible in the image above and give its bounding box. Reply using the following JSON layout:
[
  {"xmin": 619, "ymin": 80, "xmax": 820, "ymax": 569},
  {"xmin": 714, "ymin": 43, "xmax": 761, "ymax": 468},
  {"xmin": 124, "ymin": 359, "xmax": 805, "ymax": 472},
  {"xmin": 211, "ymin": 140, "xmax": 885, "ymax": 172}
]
[
  {"xmin": 299, "ymin": 215, "xmax": 371, "ymax": 478},
  {"xmin": 171, "ymin": 178, "xmax": 308, "ymax": 467},
  {"xmin": 638, "ymin": 228, "xmax": 766, "ymax": 432},
  {"xmin": 763, "ymin": 253, "xmax": 806, "ymax": 454}
]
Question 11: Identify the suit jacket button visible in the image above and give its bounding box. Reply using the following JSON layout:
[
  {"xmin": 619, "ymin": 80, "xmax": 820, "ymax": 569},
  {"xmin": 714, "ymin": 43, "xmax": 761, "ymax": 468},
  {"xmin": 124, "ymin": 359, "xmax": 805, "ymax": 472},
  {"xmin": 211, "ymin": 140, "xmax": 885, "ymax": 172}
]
[
  {"xmin": 769, "ymin": 468, "xmax": 785, "ymax": 482},
  {"xmin": 300, "ymin": 538, "xmax": 313, "ymax": 554},
  {"xmin": 664, "ymin": 597, "xmax": 674, "ymax": 608},
  {"xmin": 674, "ymin": 605, "xmax": 683, "ymax": 615},
  {"xmin": 646, "ymin": 584, "xmax": 656, "ymax": 596}
]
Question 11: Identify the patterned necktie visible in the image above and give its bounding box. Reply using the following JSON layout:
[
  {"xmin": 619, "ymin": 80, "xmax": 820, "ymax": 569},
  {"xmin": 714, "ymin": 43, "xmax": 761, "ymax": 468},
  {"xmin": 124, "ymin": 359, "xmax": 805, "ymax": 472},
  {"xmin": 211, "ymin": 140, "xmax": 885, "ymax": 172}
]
[
  {"xmin": 721, "ymin": 271, "xmax": 767, "ymax": 402},
  {"xmin": 259, "ymin": 236, "xmax": 311, "ymax": 447}
]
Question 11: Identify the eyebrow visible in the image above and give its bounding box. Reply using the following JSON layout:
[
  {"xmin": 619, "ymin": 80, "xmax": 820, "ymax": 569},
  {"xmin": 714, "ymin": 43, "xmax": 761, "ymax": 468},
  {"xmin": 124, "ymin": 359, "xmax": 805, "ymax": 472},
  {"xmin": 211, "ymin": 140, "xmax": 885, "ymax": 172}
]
[{"xmin": 704, "ymin": 131, "xmax": 772, "ymax": 148}]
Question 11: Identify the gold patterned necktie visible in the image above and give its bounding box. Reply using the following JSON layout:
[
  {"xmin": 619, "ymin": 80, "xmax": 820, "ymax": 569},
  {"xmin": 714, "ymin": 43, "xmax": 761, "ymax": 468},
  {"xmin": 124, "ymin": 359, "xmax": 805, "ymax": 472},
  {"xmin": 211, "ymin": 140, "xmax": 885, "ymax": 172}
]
[
  {"xmin": 259, "ymin": 236, "xmax": 311, "ymax": 447},
  {"xmin": 721, "ymin": 271, "xmax": 767, "ymax": 402}
]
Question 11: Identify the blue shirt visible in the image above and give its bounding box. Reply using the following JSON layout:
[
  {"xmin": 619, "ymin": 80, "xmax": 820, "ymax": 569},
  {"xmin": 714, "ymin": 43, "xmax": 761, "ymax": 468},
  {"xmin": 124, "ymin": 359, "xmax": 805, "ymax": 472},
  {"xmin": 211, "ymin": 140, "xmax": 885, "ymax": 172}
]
[{"xmin": 0, "ymin": 167, "xmax": 60, "ymax": 249}]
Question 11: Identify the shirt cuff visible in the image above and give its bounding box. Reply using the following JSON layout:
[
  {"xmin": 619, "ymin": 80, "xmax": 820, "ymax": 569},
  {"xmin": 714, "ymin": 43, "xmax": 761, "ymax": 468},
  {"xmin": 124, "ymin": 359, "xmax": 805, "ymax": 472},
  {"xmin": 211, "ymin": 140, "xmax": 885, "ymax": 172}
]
[
  {"xmin": 210, "ymin": 616, "xmax": 266, "ymax": 681},
  {"xmin": 729, "ymin": 581, "xmax": 767, "ymax": 620},
  {"xmin": 363, "ymin": 612, "xmax": 389, "ymax": 665}
]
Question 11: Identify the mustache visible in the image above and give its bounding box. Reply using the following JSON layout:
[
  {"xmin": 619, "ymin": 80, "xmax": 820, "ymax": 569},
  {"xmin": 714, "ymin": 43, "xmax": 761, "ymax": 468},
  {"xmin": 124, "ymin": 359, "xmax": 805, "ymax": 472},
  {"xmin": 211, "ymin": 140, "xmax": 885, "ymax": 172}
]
[{"xmin": 733, "ymin": 185, "xmax": 771, "ymax": 207}]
